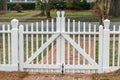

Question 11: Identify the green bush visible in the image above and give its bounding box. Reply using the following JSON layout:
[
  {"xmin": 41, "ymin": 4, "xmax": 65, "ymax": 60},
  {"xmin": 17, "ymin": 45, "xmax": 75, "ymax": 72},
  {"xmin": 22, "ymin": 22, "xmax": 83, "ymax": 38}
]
[
  {"xmin": 35, "ymin": 0, "xmax": 41, "ymax": 10},
  {"xmin": 50, "ymin": 0, "xmax": 66, "ymax": 10},
  {"xmin": 15, "ymin": 3, "xmax": 23, "ymax": 12},
  {"xmin": 7, "ymin": 3, "xmax": 35, "ymax": 10}
]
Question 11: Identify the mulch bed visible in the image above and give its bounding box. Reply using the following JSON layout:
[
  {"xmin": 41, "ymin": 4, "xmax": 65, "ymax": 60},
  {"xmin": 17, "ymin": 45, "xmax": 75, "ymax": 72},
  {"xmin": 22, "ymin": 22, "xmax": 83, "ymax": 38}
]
[{"xmin": 0, "ymin": 69, "xmax": 120, "ymax": 80}]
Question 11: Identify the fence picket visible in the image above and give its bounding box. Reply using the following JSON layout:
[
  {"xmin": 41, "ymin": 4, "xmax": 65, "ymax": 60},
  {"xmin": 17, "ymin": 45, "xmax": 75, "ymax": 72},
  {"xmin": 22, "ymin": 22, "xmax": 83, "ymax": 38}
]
[
  {"xmin": 2, "ymin": 25, "xmax": 6, "ymax": 64},
  {"xmin": 73, "ymin": 20, "xmax": 75, "ymax": 65},
  {"xmin": 78, "ymin": 21, "xmax": 80, "ymax": 65},
  {"xmin": 7, "ymin": 25, "xmax": 11, "ymax": 64},
  {"xmin": 68, "ymin": 19, "xmax": 70, "ymax": 32},
  {"xmin": 31, "ymin": 23, "xmax": 34, "ymax": 64},
  {"xmin": 88, "ymin": 24, "xmax": 91, "ymax": 57},
  {"xmin": 83, "ymin": 22, "xmax": 86, "ymax": 65},
  {"xmin": 36, "ymin": 22, "xmax": 39, "ymax": 64},
  {"xmin": 46, "ymin": 20, "xmax": 49, "ymax": 64},
  {"xmin": 26, "ymin": 24, "xmax": 28, "ymax": 61},
  {"xmin": 93, "ymin": 25, "xmax": 96, "ymax": 61},
  {"xmin": 41, "ymin": 21, "xmax": 44, "ymax": 64},
  {"xmin": 112, "ymin": 25, "xmax": 116, "ymax": 66}
]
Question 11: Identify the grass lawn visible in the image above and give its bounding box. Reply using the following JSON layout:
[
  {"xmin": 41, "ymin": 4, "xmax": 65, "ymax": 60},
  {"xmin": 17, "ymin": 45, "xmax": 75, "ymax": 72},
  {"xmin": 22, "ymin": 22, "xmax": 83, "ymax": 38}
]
[
  {"xmin": 0, "ymin": 10, "xmax": 95, "ymax": 17},
  {"xmin": 0, "ymin": 10, "xmax": 39, "ymax": 17},
  {"xmin": 51, "ymin": 10, "xmax": 94, "ymax": 17}
]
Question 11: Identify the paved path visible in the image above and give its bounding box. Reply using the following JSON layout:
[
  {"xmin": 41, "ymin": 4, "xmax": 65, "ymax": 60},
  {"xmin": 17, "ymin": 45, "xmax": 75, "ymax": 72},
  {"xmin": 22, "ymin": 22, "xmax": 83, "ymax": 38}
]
[{"xmin": 18, "ymin": 11, "xmax": 41, "ymax": 21}]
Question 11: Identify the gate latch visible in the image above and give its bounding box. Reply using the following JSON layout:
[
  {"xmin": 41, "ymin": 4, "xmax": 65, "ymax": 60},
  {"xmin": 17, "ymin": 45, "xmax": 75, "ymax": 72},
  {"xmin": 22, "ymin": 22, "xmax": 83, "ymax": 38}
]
[{"xmin": 62, "ymin": 63, "xmax": 64, "ymax": 76}]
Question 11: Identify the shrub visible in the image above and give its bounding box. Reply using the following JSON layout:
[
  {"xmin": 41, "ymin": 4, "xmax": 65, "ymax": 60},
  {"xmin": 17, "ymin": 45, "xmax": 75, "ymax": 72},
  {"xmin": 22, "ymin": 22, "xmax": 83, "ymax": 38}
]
[
  {"xmin": 7, "ymin": 3, "xmax": 35, "ymax": 10},
  {"xmin": 15, "ymin": 3, "xmax": 23, "ymax": 12}
]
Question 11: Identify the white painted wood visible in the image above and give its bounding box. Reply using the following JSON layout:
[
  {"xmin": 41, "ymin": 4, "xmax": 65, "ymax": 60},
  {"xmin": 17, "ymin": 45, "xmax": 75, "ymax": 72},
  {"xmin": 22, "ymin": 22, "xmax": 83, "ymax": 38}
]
[
  {"xmin": 31, "ymin": 23, "xmax": 34, "ymax": 64},
  {"xmin": 26, "ymin": 24, "xmax": 28, "ymax": 61},
  {"xmin": 88, "ymin": 24, "xmax": 91, "ymax": 57},
  {"xmin": 36, "ymin": 22, "xmax": 39, "ymax": 64},
  {"xmin": 0, "ymin": 64, "xmax": 18, "ymax": 71},
  {"xmin": 2, "ymin": 25, "xmax": 6, "ymax": 64},
  {"xmin": 19, "ymin": 25, "xmax": 24, "ymax": 71},
  {"xmin": 41, "ymin": 21, "xmax": 44, "ymax": 64},
  {"xmin": 64, "ymin": 65, "xmax": 99, "ymax": 69},
  {"xmin": 24, "ymin": 64, "xmax": 60, "ymax": 69},
  {"xmin": 11, "ymin": 19, "xmax": 19, "ymax": 71},
  {"xmin": 68, "ymin": 19, "xmax": 70, "ymax": 32},
  {"xmin": 112, "ymin": 25, "xmax": 115, "ymax": 66},
  {"xmin": 103, "ymin": 19, "xmax": 110, "ymax": 72},
  {"xmin": 78, "ymin": 21, "xmax": 80, "ymax": 65},
  {"xmin": 56, "ymin": 11, "xmax": 61, "ymax": 65},
  {"xmin": 98, "ymin": 25, "xmax": 103, "ymax": 73},
  {"xmin": 25, "ymin": 34, "xmax": 59, "ymax": 64},
  {"xmin": 73, "ymin": 20, "xmax": 75, "ymax": 65},
  {"xmin": 93, "ymin": 25, "xmax": 96, "ymax": 61},
  {"xmin": 51, "ymin": 19, "xmax": 54, "ymax": 64},
  {"xmin": 62, "ymin": 34, "xmax": 98, "ymax": 66},
  {"xmin": 61, "ymin": 11, "xmax": 65, "ymax": 65},
  {"xmin": 46, "ymin": 20, "xmax": 49, "ymax": 64},
  {"xmin": 83, "ymin": 22, "xmax": 86, "ymax": 65},
  {"xmin": 7, "ymin": 25, "xmax": 11, "ymax": 64}
]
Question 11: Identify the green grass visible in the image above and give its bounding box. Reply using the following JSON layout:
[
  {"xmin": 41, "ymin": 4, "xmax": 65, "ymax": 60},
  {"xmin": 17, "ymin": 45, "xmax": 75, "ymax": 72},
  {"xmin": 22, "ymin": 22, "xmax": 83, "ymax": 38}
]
[
  {"xmin": 0, "ymin": 10, "xmax": 94, "ymax": 18},
  {"xmin": 51, "ymin": 10, "xmax": 94, "ymax": 17},
  {"xmin": 100, "ymin": 78, "xmax": 110, "ymax": 80},
  {"xmin": 0, "ymin": 10, "xmax": 38, "ymax": 17}
]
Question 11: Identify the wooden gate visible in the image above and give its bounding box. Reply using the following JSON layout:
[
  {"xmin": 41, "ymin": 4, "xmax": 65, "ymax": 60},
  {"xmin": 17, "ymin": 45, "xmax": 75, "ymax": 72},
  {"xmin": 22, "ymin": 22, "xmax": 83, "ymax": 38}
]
[{"xmin": 19, "ymin": 11, "xmax": 100, "ymax": 73}]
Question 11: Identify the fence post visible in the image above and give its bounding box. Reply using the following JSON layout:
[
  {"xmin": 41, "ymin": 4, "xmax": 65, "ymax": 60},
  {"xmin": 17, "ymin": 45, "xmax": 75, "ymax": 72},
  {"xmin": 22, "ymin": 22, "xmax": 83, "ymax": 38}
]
[
  {"xmin": 61, "ymin": 11, "xmax": 65, "ymax": 65},
  {"xmin": 98, "ymin": 25, "xmax": 103, "ymax": 73},
  {"xmin": 11, "ymin": 19, "xmax": 19, "ymax": 71},
  {"xmin": 56, "ymin": 11, "xmax": 61, "ymax": 66},
  {"xmin": 103, "ymin": 19, "xmax": 110, "ymax": 72}
]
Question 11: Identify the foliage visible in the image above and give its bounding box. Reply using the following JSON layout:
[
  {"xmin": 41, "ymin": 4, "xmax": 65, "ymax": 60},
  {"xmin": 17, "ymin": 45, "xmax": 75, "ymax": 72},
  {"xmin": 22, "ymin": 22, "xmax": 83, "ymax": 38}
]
[
  {"xmin": 50, "ymin": 0, "xmax": 66, "ymax": 10},
  {"xmin": 66, "ymin": 0, "xmax": 90, "ymax": 10},
  {"xmin": 15, "ymin": 3, "xmax": 23, "ymax": 12},
  {"xmin": 66, "ymin": 0, "xmax": 74, "ymax": 9},
  {"xmin": 7, "ymin": 3, "xmax": 35, "ymax": 10},
  {"xmin": 80, "ymin": 0, "xmax": 90, "ymax": 10},
  {"xmin": 35, "ymin": 0, "xmax": 41, "ymax": 10},
  {"xmin": 0, "ymin": 0, "xmax": 7, "ymax": 10}
]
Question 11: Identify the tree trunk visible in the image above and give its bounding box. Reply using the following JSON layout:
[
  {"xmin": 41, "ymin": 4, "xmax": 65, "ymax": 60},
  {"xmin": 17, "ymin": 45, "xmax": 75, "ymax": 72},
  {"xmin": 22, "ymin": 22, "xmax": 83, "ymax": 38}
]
[
  {"xmin": 46, "ymin": 0, "xmax": 51, "ymax": 18},
  {"xmin": 95, "ymin": 0, "xmax": 111, "ymax": 25}
]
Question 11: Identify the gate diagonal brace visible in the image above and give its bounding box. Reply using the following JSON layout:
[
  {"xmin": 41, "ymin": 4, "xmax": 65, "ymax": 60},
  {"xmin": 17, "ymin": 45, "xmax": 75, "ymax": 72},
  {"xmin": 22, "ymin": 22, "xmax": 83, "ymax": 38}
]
[
  {"xmin": 24, "ymin": 34, "xmax": 60, "ymax": 64},
  {"xmin": 61, "ymin": 34, "xmax": 98, "ymax": 66}
]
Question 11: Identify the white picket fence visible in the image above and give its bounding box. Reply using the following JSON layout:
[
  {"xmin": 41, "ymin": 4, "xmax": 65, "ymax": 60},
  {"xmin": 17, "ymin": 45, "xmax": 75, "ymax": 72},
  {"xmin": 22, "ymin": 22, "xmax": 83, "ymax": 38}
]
[{"xmin": 0, "ymin": 11, "xmax": 120, "ymax": 73}]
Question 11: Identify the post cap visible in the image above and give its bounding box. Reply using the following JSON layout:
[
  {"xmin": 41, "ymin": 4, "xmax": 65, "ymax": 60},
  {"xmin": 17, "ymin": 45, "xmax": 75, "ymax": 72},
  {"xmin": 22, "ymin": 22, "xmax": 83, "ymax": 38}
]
[
  {"xmin": 103, "ymin": 19, "xmax": 110, "ymax": 29},
  {"xmin": 11, "ymin": 19, "xmax": 19, "ymax": 29}
]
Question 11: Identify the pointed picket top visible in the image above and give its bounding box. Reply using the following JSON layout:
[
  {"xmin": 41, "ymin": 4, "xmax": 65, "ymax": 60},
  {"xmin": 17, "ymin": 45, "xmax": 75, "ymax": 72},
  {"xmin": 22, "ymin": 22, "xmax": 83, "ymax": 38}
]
[
  {"xmin": 57, "ymin": 11, "xmax": 60, "ymax": 17},
  {"xmin": 61, "ymin": 11, "xmax": 65, "ymax": 17}
]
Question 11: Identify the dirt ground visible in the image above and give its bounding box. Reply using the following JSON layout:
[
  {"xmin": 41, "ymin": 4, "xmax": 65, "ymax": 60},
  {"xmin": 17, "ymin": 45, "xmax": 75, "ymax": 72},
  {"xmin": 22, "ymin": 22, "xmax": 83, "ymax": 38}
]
[{"xmin": 0, "ymin": 69, "xmax": 120, "ymax": 80}]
